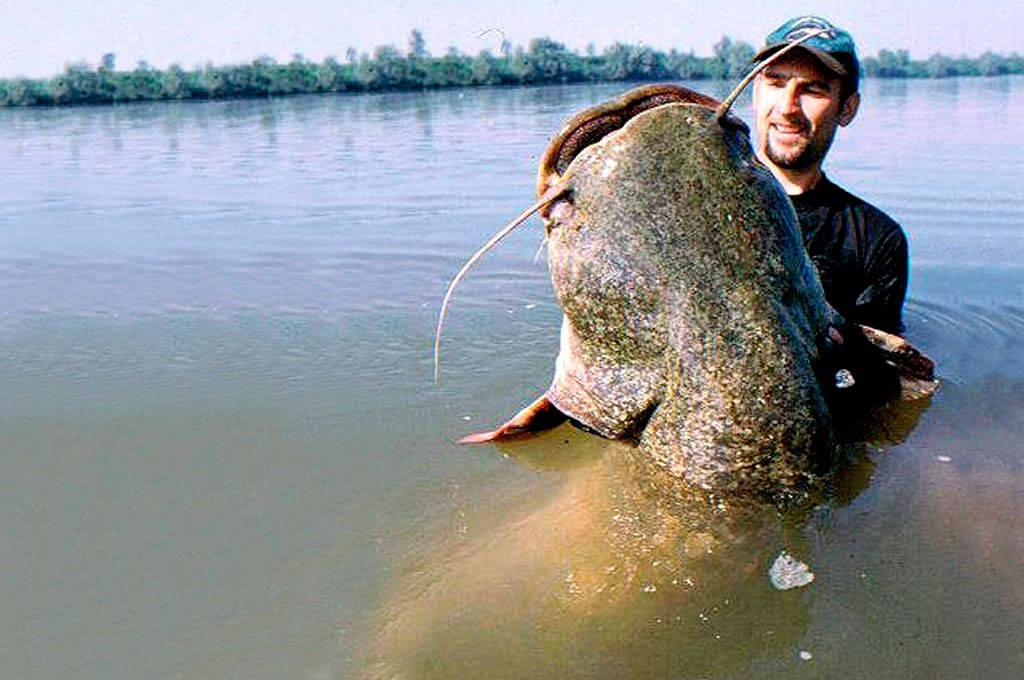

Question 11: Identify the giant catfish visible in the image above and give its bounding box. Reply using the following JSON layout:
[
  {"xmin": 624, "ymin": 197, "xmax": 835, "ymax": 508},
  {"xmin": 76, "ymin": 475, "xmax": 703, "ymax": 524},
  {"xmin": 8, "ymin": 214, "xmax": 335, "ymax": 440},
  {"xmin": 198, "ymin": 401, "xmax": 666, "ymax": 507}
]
[{"xmin": 439, "ymin": 83, "xmax": 936, "ymax": 500}]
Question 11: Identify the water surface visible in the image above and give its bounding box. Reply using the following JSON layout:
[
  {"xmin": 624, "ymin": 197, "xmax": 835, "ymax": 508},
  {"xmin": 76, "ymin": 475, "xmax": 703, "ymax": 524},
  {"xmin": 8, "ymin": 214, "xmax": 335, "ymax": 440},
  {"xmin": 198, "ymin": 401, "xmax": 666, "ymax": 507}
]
[{"xmin": 1, "ymin": 77, "xmax": 1022, "ymax": 679}]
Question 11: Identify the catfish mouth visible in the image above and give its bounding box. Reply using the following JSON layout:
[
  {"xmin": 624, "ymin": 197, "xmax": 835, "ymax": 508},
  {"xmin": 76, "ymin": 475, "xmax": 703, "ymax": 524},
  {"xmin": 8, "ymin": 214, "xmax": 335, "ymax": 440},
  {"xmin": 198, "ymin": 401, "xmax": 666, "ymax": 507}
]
[{"xmin": 536, "ymin": 84, "xmax": 748, "ymax": 206}]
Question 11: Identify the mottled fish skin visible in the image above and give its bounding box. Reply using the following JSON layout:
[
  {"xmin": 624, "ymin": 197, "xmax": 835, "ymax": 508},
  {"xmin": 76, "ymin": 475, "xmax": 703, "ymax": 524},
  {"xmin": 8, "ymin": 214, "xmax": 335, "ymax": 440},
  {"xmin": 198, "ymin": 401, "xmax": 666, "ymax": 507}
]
[{"xmin": 543, "ymin": 100, "xmax": 838, "ymax": 495}]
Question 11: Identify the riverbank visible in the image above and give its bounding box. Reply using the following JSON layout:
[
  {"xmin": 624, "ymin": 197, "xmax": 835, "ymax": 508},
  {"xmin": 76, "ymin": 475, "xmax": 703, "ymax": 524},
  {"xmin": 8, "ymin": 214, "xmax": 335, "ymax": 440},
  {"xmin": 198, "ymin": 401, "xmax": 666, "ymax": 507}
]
[{"xmin": 2, "ymin": 35, "xmax": 1021, "ymax": 107}]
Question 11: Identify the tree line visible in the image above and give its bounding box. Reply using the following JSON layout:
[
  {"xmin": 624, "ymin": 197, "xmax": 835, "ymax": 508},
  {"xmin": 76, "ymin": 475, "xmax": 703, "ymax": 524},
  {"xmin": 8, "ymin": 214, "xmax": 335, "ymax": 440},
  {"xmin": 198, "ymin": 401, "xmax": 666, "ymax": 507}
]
[{"xmin": 1, "ymin": 31, "xmax": 1021, "ymax": 107}]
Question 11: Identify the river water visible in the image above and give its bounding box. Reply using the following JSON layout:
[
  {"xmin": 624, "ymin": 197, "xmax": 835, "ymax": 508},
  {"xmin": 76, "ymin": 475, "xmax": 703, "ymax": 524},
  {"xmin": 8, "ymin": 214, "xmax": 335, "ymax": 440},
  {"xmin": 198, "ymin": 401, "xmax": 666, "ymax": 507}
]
[{"xmin": 1, "ymin": 77, "xmax": 1021, "ymax": 679}]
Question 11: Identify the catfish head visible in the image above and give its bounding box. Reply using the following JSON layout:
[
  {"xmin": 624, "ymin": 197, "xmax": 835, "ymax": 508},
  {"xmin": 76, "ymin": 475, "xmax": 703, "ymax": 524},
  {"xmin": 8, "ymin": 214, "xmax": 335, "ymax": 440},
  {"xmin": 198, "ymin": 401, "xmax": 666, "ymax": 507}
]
[
  {"xmin": 536, "ymin": 85, "xmax": 838, "ymax": 494},
  {"xmin": 439, "ymin": 84, "xmax": 935, "ymax": 498}
]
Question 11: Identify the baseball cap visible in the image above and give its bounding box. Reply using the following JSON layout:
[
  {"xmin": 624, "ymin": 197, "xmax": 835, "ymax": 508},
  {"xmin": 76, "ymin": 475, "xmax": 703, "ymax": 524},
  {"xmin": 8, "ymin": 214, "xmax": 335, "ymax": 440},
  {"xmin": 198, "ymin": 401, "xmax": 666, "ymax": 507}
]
[{"xmin": 753, "ymin": 16, "xmax": 860, "ymax": 93}]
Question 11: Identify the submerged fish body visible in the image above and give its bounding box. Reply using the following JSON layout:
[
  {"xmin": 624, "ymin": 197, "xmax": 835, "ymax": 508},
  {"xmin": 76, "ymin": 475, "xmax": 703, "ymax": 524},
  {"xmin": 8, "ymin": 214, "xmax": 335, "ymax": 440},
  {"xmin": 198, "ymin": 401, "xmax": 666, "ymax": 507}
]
[
  {"xmin": 542, "ymin": 96, "xmax": 838, "ymax": 494},
  {"xmin": 373, "ymin": 84, "xmax": 938, "ymax": 677}
]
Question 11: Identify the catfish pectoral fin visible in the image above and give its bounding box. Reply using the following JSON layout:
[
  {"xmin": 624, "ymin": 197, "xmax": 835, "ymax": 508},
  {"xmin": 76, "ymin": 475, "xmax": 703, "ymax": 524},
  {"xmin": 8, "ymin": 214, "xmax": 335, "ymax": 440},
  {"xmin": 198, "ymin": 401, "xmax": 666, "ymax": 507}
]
[
  {"xmin": 458, "ymin": 394, "xmax": 568, "ymax": 444},
  {"xmin": 856, "ymin": 324, "xmax": 935, "ymax": 381}
]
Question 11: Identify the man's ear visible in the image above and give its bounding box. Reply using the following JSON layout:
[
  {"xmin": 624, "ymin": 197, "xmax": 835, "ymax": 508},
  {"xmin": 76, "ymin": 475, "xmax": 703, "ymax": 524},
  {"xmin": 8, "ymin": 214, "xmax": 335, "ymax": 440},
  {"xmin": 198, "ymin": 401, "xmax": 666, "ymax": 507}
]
[{"xmin": 839, "ymin": 92, "xmax": 860, "ymax": 127}]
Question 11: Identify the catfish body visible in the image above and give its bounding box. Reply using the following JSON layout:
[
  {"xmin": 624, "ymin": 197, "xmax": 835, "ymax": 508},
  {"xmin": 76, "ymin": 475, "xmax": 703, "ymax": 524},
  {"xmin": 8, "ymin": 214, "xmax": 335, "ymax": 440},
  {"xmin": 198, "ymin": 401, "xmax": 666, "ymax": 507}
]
[
  {"xmin": 543, "ymin": 98, "xmax": 837, "ymax": 493},
  {"xmin": 452, "ymin": 85, "xmax": 934, "ymax": 497}
]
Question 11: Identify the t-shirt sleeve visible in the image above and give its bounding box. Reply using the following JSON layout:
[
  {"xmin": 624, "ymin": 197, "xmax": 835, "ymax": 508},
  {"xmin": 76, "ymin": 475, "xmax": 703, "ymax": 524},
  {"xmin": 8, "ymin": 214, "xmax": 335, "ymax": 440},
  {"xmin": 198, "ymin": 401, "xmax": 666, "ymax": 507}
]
[{"xmin": 853, "ymin": 221, "xmax": 909, "ymax": 334}]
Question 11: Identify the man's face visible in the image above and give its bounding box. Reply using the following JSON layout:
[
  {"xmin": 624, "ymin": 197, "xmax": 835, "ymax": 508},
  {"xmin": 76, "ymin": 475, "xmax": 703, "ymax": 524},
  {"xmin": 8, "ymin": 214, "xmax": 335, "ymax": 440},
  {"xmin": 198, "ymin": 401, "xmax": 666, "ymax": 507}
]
[{"xmin": 752, "ymin": 51, "xmax": 858, "ymax": 171}]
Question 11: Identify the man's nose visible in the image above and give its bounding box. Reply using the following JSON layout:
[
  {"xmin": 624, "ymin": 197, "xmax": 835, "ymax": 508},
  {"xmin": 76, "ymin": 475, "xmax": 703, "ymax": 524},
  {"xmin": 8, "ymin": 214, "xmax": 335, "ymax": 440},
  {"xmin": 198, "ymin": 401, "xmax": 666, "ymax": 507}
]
[{"xmin": 778, "ymin": 81, "xmax": 801, "ymax": 114}]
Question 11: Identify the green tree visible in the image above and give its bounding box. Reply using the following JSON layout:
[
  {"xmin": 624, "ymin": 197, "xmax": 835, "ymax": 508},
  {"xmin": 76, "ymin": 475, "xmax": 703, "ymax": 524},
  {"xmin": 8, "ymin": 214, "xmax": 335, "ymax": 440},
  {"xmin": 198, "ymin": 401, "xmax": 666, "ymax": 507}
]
[
  {"xmin": 665, "ymin": 49, "xmax": 706, "ymax": 79},
  {"xmin": 712, "ymin": 37, "xmax": 756, "ymax": 79},
  {"xmin": 602, "ymin": 43, "xmax": 668, "ymax": 81},
  {"xmin": 161, "ymin": 64, "xmax": 188, "ymax": 99},
  {"xmin": 925, "ymin": 53, "xmax": 955, "ymax": 78},
  {"xmin": 286, "ymin": 54, "xmax": 317, "ymax": 93},
  {"xmin": 514, "ymin": 38, "xmax": 585, "ymax": 84},
  {"xmin": 316, "ymin": 56, "xmax": 346, "ymax": 92},
  {"xmin": 91, "ymin": 53, "xmax": 118, "ymax": 101},
  {"xmin": 128, "ymin": 61, "xmax": 164, "ymax": 100},
  {"xmin": 360, "ymin": 45, "xmax": 412, "ymax": 89},
  {"xmin": 0, "ymin": 78, "xmax": 43, "ymax": 105},
  {"xmin": 471, "ymin": 50, "xmax": 514, "ymax": 85},
  {"xmin": 51, "ymin": 62, "xmax": 98, "ymax": 104},
  {"xmin": 200, "ymin": 63, "xmax": 226, "ymax": 98},
  {"xmin": 249, "ymin": 56, "xmax": 277, "ymax": 95},
  {"xmin": 434, "ymin": 47, "xmax": 473, "ymax": 86},
  {"xmin": 408, "ymin": 30, "xmax": 428, "ymax": 58},
  {"xmin": 874, "ymin": 49, "xmax": 912, "ymax": 77},
  {"xmin": 977, "ymin": 51, "xmax": 1009, "ymax": 76}
]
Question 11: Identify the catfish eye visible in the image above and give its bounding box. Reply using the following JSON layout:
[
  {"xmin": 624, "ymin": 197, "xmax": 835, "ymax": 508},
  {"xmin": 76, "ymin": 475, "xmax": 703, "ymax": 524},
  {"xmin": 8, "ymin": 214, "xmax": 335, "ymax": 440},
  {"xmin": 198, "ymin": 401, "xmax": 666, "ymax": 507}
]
[{"xmin": 542, "ymin": 195, "xmax": 576, "ymax": 234}]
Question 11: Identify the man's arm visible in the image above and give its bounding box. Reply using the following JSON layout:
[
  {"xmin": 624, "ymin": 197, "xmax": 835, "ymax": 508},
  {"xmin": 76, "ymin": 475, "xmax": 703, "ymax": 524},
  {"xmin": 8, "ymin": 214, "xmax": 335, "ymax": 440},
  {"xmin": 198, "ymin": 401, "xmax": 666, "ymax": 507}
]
[{"xmin": 853, "ymin": 225, "xmax": 909, "ymax": 335}]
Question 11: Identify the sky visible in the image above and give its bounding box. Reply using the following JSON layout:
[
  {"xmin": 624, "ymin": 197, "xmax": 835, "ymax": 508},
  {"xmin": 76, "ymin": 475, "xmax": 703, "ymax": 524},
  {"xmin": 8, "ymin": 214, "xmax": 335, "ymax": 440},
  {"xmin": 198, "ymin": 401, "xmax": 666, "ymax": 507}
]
[{"xmin": 2, "ymin": 0, "xmax": 1020, "ymax": 78}]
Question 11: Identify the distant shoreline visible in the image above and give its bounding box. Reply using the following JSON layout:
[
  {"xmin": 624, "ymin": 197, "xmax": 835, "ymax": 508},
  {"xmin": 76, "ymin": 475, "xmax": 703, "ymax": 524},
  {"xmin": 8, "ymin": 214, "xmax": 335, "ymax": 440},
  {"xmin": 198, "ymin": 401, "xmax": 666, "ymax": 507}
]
[{"xmin": 2, "ymin": 34, "xmax": 1021, "ymax": 108}]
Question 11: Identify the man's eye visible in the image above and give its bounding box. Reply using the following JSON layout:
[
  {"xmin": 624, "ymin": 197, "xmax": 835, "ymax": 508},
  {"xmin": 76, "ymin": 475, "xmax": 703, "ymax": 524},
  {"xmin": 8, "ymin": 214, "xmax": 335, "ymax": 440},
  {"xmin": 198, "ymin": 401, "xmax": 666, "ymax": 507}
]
[{"xmin": 801, "ymin": 81, "xmax": 834, "ymax": 96}]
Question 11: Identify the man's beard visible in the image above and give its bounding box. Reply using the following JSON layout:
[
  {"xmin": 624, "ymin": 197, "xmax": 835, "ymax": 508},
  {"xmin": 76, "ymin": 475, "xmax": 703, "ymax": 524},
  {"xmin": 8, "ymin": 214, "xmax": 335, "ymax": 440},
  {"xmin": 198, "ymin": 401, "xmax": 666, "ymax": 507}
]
[{"xmin": 764, "ymin": 127, "xmax": 835, "ymax": 170}]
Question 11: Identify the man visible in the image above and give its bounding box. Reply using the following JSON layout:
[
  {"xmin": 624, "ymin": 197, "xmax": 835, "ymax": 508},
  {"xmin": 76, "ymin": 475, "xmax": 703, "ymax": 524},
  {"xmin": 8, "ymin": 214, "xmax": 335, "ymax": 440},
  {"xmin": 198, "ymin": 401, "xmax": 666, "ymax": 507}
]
[{"xmin": 751, "ymin": 16, "xmax": 909, "ymax": 335}]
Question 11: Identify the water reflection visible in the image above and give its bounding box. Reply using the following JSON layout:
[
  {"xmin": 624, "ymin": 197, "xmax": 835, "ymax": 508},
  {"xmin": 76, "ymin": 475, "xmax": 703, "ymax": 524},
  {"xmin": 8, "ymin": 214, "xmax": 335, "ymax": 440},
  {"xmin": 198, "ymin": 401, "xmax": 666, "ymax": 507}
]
[
  {"xmin": 983, "ymin": 74, "xmax": 1014, "ymax": 97},
  {"xmin": 257, "ymin": 100, "xmax": 280, "ymax": 148},
  {"xmin": 414, "ymin": 96, "xmax": 434, "ymax": 138},
  {"xmin": 932, "ymin": 76, "xmax": 961, "ymax": 97},
  {"xmin": 874, "ymin": 77, "xmax": 910, "ymax": 100}
]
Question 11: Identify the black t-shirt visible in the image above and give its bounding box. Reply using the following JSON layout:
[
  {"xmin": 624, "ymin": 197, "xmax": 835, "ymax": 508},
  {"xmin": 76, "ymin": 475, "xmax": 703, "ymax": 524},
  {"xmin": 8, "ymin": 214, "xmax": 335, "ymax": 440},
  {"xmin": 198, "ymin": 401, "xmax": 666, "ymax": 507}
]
[{"xmin": 790, "ymin": 176, "xmax": 909, "ymax": 335}]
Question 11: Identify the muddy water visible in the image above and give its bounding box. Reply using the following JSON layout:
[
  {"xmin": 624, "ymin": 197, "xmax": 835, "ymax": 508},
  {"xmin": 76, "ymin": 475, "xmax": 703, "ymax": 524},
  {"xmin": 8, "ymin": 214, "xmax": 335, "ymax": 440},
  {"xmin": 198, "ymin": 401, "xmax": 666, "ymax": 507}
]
[{"xmin": 0, "ymin": 76, "xmax": 1021, "ymax": 679}]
